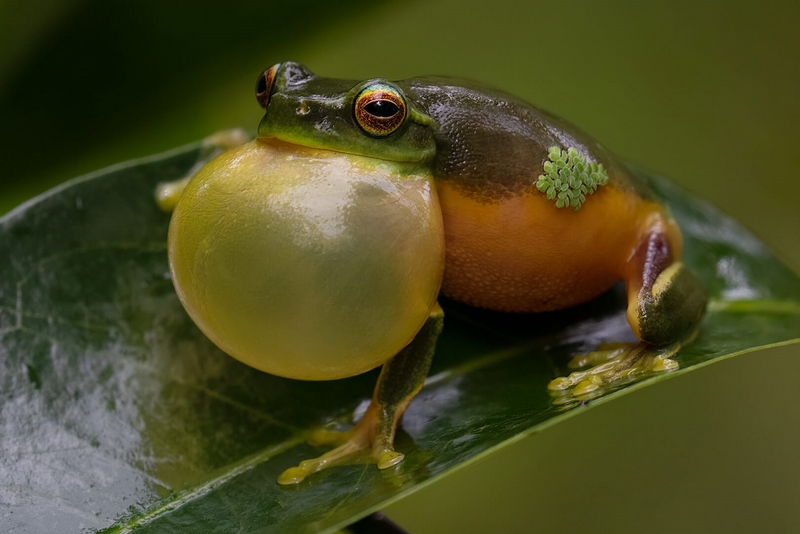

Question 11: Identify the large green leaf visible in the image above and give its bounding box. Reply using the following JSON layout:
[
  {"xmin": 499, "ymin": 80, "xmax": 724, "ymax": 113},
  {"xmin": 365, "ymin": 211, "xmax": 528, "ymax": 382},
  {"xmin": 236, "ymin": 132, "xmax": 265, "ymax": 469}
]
[{"xmin": 1, "ymin": 143, "xmax": 798, "ymax": 533}]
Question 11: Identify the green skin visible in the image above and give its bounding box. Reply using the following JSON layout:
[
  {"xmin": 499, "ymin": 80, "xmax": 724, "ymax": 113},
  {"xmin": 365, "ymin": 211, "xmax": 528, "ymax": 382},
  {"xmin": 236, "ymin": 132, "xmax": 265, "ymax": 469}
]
[
  {"xmin": 159, "ymin": 61, "xmax": 707, "ymax": 484},
  {"xmin": 257, "ymin": 62, "xmax": 651, "ymax": 203}
]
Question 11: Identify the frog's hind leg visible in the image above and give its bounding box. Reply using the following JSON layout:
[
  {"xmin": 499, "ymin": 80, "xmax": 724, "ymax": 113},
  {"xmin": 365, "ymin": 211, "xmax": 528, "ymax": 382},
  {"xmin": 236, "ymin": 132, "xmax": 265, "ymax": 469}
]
[
  {"xmin": 550, "ymin": 225, "xmax": 707, "ymax": 398},
  {"xmin": 278, "ymin": 303, "xmax": 444, "ymax": 485},
  {"xmin": 154, "ymin": 128, "xmax": 250, "ymax": 212},
  {"xmin": 624, "ymin": 226, "xmax": 708, "ymax": 347}
]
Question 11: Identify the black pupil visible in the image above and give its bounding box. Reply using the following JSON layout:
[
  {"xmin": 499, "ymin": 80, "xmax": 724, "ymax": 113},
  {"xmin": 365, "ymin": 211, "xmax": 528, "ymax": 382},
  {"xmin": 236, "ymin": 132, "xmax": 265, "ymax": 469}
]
[
  {"xmin": 365, "ymin": 100, "xmax": 399, "ymax": 118},
  {"xmin": 256, "ymin": 72, "xmax": 267, "ymax": 94}
]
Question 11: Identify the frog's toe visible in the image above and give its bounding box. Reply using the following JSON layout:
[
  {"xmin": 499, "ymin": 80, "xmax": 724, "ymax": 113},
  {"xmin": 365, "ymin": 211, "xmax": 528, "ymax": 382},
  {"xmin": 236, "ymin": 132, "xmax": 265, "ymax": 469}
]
[
  {"xmin": 154, "ymin": 128, "xmax": 251, "ymax": 213},
  {"xmin": 277, "ymin": 465, "xmax": 311, "ymax": 485},
  {"xmin": 308, "ymin": 427, "xmax": 354, "ymax": 447},
  {"xmin": 278, "ymin": 439, "xmax": 365, "ymax": 486},
  {"xmin": 277, "ymin": 305, "xmax": 443, "ymax": 485},
  {"xmin": 278, "ymin": 440, "xmax": 404, "ymax": 485},
  {"xmin": 155, "ymin": 177, "xmax": 191, "ymax": 212},
  {"xmin": 201, "ymin": 127, "xmax": 250, "ymax": 150},
  {"xmin": 377, "ymin": 450, "xmax": 405, "ymax": 469},
  {"xmin": 565, "ymin": 342, "xmax": 630, "ymax": 369},
  {"xmin": 277, "ymin": 402, "xmax": 409, "ymax": 485},
  {"xmin": 548, "ymin": 337, "xmax": 688, "ymax": 401}
]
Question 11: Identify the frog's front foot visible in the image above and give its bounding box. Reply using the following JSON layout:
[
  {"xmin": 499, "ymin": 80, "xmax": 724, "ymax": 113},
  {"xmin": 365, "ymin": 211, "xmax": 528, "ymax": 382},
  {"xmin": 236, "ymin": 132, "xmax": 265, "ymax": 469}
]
[
  {"xmin": 154, "ymin": 128, "xmax": 250, "ymax": 212},
  {"xmin": 278, "ymin": 304, "xmax": 444, "ymax": 485},
  {"xmin": 278, "ymin": 405, "xmax": 405, "ymax": 485},
  {"xmin": 306, "ymin": 423, "xmax": 403, "ymax": 468},
  {"xmin": 547, "ymin": 336, "xmax": 690, "ymax": 400}
]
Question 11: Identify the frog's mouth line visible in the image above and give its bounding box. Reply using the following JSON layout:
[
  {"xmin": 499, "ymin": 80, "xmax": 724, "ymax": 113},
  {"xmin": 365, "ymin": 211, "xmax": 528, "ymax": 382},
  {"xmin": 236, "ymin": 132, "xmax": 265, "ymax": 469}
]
[{"xmin": 257, "ymin": 134, "xmax": 433, "ymax": 167}]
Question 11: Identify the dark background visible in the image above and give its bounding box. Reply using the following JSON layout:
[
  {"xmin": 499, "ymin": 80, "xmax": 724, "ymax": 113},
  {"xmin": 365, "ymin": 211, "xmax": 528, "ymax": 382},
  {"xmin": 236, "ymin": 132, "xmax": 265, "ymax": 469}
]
[{"xmin": 2, "ymin": 0, "xmax": 798, "ymax": 531}]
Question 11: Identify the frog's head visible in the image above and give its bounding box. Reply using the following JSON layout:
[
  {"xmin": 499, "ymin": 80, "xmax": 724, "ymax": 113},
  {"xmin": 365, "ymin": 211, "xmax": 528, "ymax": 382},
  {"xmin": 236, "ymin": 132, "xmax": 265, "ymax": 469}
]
[{"xmin": 256, "ymin": 62, "xmax": 437, "ymax": 164}]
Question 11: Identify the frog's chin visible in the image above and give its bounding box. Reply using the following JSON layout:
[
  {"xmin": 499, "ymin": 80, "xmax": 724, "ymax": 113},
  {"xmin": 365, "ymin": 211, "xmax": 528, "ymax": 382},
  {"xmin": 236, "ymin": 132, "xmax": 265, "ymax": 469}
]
[{"xmin": 255, "ymin": 135, "xmax": 432, "ymax": 167}]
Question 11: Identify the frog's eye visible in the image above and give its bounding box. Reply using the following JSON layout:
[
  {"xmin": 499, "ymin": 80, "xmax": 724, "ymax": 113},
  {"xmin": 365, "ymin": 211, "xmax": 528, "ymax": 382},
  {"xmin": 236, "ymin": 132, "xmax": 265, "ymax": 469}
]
[
  {"xmin": 353, "ymin": 84, "xmax": 407, "ymax": 137},
  {"xmin": 256, "ymin": 63, "xmax": 279, "ymax": 109}
]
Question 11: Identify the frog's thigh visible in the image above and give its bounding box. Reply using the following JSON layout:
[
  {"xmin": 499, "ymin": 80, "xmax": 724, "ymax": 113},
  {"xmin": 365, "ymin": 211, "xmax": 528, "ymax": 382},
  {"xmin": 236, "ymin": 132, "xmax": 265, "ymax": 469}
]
[
  {"xmin": 548, "ymin": 229, "xmax": 707, "ymax": 397},
  {"xmin": 154, "ymin": 128, "xmax": 250, "ymax": 212},
  {"xmin": 277, "ymin": 303, "xmax": 444, "ymax": 485},
  {"xmin": 625, "ymin": 230, "xmax": 708, "ymax": 346}
]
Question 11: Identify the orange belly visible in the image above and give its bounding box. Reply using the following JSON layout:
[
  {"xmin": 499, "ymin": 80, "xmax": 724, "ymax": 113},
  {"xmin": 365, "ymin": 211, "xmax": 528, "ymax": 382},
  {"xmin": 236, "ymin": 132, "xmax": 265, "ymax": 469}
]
[{"xmin": 436, "ymin": 182, "xmax": 670, "ymax": 312}]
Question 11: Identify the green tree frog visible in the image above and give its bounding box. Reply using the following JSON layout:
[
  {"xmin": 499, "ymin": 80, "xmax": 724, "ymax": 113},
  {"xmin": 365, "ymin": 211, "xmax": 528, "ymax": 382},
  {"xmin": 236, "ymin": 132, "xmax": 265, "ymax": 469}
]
[{"xmin": 156, "ymin": 62, "xmax": 707, "ymax": 485}]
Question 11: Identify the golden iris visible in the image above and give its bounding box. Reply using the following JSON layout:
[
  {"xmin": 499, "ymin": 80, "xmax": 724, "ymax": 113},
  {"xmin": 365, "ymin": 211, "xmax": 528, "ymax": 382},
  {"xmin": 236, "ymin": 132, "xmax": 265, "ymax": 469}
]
[{"xmin": 353, "ymin": 84, "xmax": 407, "ymax": 137}]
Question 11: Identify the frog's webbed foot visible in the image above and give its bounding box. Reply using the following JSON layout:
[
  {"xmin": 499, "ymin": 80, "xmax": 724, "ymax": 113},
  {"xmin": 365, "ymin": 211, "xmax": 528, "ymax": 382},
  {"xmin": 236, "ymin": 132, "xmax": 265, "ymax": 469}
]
[
  {"xmin": 549, "ymin": 225, "xmax": 707, "ymax": 401},
  {"xmin": 277, "ymin": 404, "xmax": 406, "ymax": 485},
  {"xmin": 547, "ymin": 337, "xmax": 689, "ymax": 400},
  {"xmin": 154, "ymin": 128, "xmax": 250, "ymax": 212},
  {"xmin": 278, "ymin": 304, "xmax": 444, "ymax": 485}
]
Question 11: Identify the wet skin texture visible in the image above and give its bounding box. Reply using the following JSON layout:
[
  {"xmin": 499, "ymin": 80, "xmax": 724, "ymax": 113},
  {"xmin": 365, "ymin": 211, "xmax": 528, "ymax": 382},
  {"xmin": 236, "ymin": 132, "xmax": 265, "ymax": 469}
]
[{"xmin": 162, "ymin": 61, "xmax": 707, "ymax": 484}]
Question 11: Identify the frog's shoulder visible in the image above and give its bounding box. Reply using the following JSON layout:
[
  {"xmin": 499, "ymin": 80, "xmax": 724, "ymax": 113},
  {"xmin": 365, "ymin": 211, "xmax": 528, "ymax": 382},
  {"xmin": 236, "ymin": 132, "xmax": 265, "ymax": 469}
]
[{"xmin": 397, "ymin": 76, "xmax": 654, "ymax": 204}]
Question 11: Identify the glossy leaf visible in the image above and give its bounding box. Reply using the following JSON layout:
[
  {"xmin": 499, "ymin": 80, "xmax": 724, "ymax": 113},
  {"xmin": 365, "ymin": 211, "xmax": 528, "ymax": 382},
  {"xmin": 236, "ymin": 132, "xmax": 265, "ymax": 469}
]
[{"xmin": 0, "ymin": 144, "xmax": 798, "ymax": 533}]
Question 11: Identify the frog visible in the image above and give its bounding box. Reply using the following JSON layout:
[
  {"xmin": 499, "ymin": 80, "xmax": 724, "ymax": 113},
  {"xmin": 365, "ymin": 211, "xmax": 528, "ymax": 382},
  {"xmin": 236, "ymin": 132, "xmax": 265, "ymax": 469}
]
[{"xmin": 156, "ymin": 61, "xmax": 707, "ymax": 485}]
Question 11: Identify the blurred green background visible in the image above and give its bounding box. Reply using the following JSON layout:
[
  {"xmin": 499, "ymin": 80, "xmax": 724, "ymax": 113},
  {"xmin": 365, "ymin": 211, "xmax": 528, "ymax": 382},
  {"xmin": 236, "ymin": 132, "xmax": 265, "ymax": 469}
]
[{"xmin": 2, "ymin": 0, "xmax": 798, "ymax": 532}]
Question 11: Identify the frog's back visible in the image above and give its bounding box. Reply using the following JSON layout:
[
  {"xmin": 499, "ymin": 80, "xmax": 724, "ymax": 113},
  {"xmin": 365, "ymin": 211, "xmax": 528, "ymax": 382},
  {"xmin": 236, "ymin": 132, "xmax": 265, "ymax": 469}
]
[{"xmin": 401, "ymin": 78, "xmax": 680, "ymax": 313}]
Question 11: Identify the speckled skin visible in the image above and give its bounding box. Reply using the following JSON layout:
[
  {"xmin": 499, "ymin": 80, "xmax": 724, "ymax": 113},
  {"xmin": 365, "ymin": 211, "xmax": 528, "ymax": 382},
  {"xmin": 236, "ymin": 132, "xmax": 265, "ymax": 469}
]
[
  {"xmin": 436, "ymin": 181, "xmax": 677, "ymax": 313},
  {"xmin": 397, "ymin": 78, "xmax": 679, "ymax": 314},
  {"xmin": 165, "ymin": 62, "xmax": 708, "ymax": 484},
  {"xmin": 258, "ymin": 62, "xmax": 684, "ymax": 322}
]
